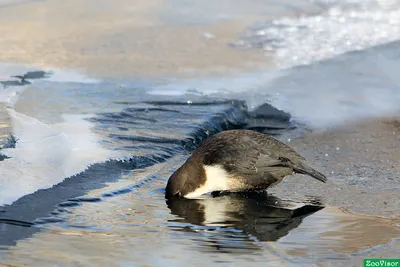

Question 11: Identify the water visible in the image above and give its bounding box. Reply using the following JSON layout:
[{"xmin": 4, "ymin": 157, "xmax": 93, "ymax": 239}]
[{"xmin": 0, "ymin": 0, "xmax": 399, "ymax": 266}]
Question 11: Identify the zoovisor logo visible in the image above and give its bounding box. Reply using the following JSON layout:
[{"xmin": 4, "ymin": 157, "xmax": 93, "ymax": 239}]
[{"xmin": 364, "ymin": 259, "xmax": 400, "ymax": 267}]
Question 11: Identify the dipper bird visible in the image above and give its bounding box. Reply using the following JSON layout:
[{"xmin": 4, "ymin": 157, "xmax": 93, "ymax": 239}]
[{"xmin": 165, "ymin": 129, "xmax": 327, "ymax": 199}]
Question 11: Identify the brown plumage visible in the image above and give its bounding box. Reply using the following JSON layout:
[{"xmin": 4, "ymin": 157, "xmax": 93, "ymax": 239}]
[{"xmin": 165, "ymin": 129, "xmax": 327, "ymax": 199}]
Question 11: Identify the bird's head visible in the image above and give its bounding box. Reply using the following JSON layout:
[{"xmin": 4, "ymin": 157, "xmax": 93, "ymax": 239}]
[{"xmin": 165, "ymin": 159, "xmax": 207, "ymax": 199}]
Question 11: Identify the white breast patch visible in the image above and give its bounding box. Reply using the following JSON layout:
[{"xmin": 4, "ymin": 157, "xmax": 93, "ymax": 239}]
[{"xmin": 184, "ymin": 165, "xmax": 229, "ymax": 199}]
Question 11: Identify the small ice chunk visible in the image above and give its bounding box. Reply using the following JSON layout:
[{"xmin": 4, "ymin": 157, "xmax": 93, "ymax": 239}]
[{"xmin": 202, "ymin": 32, "xmax": 215, "ymax": 39}]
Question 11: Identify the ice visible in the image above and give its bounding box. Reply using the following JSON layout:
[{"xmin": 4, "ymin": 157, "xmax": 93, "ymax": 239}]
[
  {"xmin": 235, "ymin": 0, "xmax": 400, "ymax": 69},
  {"xmin": 0, "ymin": 109, "xmax": 126, "ymax": 205}
]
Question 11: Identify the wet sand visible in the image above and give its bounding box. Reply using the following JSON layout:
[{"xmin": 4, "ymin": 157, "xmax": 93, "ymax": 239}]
[
  {"xmin": 271, "ymin": 117, "xmax": 400, "ymax": 219},
  {"xmin": 0, "ymin": 0, "xmax": 273, "ymax": 79}
]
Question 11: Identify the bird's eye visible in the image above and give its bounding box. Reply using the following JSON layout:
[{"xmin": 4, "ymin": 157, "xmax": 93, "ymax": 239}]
[{"xmin": 175, "ymin": 191, "xmax": 182, "ymax": 197}]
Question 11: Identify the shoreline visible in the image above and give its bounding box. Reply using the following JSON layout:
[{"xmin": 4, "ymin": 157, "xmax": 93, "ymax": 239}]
[
  {"xmin": 0, "ymin": 92, "xmax": 398, "ymax": 265},
  {"xmin": 0, "ymin": 0, "xmax": 398, "ymax": 264},
  {"xmin": 1, "ymin": 67, "xmax": 399, "ymax": 218},
  {"xmin": 1, "ymin": 67, "xmax": 399, "ymax": 217}
]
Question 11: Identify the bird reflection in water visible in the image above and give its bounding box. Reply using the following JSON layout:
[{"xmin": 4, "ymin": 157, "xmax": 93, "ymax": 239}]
[{"xmin": 166, "ymin": 192, "xmax": 324, "ymax": 254}]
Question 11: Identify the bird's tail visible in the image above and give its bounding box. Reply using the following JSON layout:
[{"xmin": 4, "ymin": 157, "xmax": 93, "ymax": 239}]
[{"xmin": 293, "ymin": 161, "xmax": 327, "ymax": 183}]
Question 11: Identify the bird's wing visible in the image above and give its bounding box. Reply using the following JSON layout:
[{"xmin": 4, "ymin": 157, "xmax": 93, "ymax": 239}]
[
  {"xmin": 230, "ymin": 153, "xmax": 289, "ymax": 175},
  {"xmin": 202, "ymin": 137, "xmax": 288, "ymax": 175}
]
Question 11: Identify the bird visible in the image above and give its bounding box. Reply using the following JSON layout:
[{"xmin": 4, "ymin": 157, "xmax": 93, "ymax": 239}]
[{"xmin": 165, "ymin": 129, "xmax": 327, "ymax": 199}]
